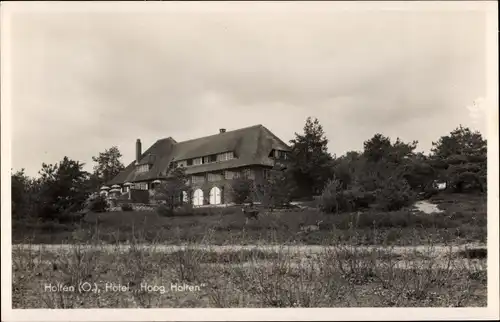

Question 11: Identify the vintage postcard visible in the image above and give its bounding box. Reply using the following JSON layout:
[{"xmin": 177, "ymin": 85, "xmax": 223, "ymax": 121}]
[{"xmin": 1, "ymin": 1, "xmax": 498, "ymax": 321}]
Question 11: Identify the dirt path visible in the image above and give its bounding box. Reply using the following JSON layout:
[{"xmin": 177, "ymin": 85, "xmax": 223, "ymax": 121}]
[
  {"xmin": 13, "ymin": 243, "xmax": 486, "ymax": 257},
  {"xmin": 413, "ymin": 200, "xmax": 444, "ymax": 214}
]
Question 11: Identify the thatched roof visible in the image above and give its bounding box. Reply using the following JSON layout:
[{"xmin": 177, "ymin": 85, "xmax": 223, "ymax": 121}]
[{"xmin": 107, "ymin": 125, "xmax": 290, "ymax": 185}]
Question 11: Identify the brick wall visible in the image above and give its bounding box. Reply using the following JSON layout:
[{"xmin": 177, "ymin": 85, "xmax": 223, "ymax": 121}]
[{"xmin": 188, "ymin": 166, "xmax": 269, "ymax": 204}]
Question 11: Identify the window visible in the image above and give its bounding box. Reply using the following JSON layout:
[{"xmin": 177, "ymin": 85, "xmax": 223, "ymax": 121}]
[
  {"xmin": 192, "ymin": 189, "xmax": 204, "ymax": 206},
  {"xmin": 271, "ymin": 149, "xmax": 289, "ymax": 160},
  {"xmin": 133, "ymin": 182, "xmax": 148, "ymax": 190},
  {"xmin": 276, "ymin": 150, "xmax": 283, "ymax": 159},
  {"xmin": 177, "ymin": 160, "xmax": 187, "ymax": 168},
  {"xmin": 202, "ymin": 155, "xmax": 217, "ymax": 164},
  {"xmin": 136, "ymin": 164, "xmax": 149, "ymax": 173},
  {"xmin": 217, "ymin": 151, "xmax": 234, "ymax": 162},
  {"xmin": 224, "ymin": 170, "xmax": 240, "ymax": 180},
  {"xmin": 209, "ymin": 186, "xmax": 222, "ymax": 205},
  {"xmin": 187, "ymin": 159, "xmax": 193, "ymax": 166},
  {"xmin": 191, "ymin": 175, "xmax": 205, "ymax": 184},
  {"xmin": 207, "ymin": 172, "xmax": 223, "ymax": 182},
  {"xmin": 193, "ymin": 158, "xmax": 202, "ymax": 166},
  {"xmin": 243, "ymin": 169, "xmax": 254, "ymax": 179},
  {"xmin": 263, "ymin": 169, "xmax": 271, "ymax": 180}
]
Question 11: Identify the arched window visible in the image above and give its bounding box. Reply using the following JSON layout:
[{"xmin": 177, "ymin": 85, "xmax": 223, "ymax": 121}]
[
  {"xmin": 192, "ymin": 189, "xmax": 204, "ymax": 206},
  {"xmin": 209, "ymin": 186, "xmax": 222, "ymax": 205}
]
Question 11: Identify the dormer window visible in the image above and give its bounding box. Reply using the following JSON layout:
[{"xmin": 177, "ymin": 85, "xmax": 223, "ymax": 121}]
[
  {"xmin": 269, "ymin": 149, "xmax": 289, "ymax": 160},
  {"xmin": 136, "ymin": 164, "xmax": 150, "ymax": 173},
  {"xmin": 203, "ymin": 155, "xmax": 217, "ymax": 164},
  {"xmin": 217, "ymin": 151, "xmax": 234, "ymax": 162}
]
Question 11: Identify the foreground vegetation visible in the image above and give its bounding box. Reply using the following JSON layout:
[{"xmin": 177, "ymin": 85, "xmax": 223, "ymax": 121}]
[
  {"xmin": 12, "ymin": 193, "xmax": 486, "ymax": 246},
  {"xmin": 12, "ymin": 232, "xmax": 487, "ymax": 308}
]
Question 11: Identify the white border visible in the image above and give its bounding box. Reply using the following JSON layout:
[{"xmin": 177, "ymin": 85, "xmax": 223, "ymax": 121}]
[{"xmin": 1, "ymin": 1, "xmax": 498, "ymax": 321}]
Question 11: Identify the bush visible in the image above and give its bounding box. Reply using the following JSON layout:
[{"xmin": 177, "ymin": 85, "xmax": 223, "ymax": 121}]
[
  {"xmin": 88, "ymin": 194, "xmax": 109, "ymax": 213},
  {"xmin": 121, "ymin": 203, "xmax": 133, "ymax": 211},
  {"xmin": 157, "ymin": 204, "xmax": 174, "ymax": 217},
  {"xmin": 374, "ymin": 176, "xmax": 415, "ymax": 211},
  {"xmin": 174, "ymin": 204, "xmax": 196, "ymax": 216},
  {"xmin": 260, "ymin": 167, "xmax": 294, "ymax": 209},
  {"xmin": 449, "ymin": 170, "xmax": 484, "ymax": 193},
  {"xmin": 318, "ymin": 178, "xmax": 344, "ymax": 214},
  {"xmin": 319, "ymin": 178, "xmax": 375, "ymax": 214},
  {"xmin": 341, "ymin": 186, "xmax": 376, "ymax": 211},
  {"xmin": 231, "ymin": 177, "xmax": 254, "ymax": 204}
]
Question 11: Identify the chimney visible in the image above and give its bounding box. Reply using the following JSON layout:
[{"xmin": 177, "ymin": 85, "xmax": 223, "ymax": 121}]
[
  {"xmin": 136, "ymin": 139, "xmax": 142, "ymax": 164},
  {"xmin": 219, "ymin": 128, "xmax": 226, "ymax": 134}
]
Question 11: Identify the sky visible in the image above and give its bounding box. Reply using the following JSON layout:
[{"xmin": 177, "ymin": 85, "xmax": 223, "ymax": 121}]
[{"xmin": 5, "ymin": 2, "xmax": 490, "ymax": 177}]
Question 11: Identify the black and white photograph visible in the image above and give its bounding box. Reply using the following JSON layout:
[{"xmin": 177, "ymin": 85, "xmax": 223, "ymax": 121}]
[{"xmin": 1, "ymin": 1, "xmax": 498, "ymax": 320}]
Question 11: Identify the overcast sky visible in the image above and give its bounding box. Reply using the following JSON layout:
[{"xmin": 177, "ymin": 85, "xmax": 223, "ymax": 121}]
[{"xmin": 6, "ymin": 3, "xmax": 489, "ymax": 177}]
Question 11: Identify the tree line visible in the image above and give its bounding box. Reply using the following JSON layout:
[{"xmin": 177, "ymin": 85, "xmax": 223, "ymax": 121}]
[
  {"xmin": 11, "ymin": 147, "xmax": 125, "ymax": 222},
  {"xmin": 259, "ymin": 117, "xmax": 487, "ymax": 213},
  {"xmin": 12, "ymin": 118, "xmax": 487, "ymax": 222}
]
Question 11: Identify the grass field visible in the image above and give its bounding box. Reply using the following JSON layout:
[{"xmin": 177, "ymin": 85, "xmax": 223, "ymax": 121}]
[{"xmin": 12, "ymin": 193, "xmax": 487, "ymax": 246}]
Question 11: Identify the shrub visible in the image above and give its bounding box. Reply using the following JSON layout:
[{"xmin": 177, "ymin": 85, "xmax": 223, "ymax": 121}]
[
  {"xmin": 319, "ymin": 178, "xmax": 375, "ymax": 214},
  {"xmin": 231, "ymin": 177, "xmax": 254, "ymax": 204},
  {"xmin": 374, "ymin": 176, "xmax": 415, "ymax": 211},
  {"xmin": 341, "ymin": 186, "xmax": 376, "ymax": 210},
  {"xmin": 121, "ymin": 203, "xmax": 133, "ymax": 212},
  {"xmin": 174, "ymin": 204, "xmax": 196, "ymax": 216},
  {"xmin": 420, "ymin": 183, "xmax": 439, "ymax": 199},
  {"xmin": 318, "ymin": 178, "xmax": 343, "ymax": 214},
  {"xmin": 260, "ymin": 166, "xmax": 294, "ymax": 209},
  {"xmin": 88, "ymin": 194, "xmax": 109, "ymax": 213},
  {"xmin": 449, "ymin": 170, "xmax": 484, "ymax": 193},
  {"xmin": 157, "ymin": 204, "xmax": 174, "ymax": 217}
]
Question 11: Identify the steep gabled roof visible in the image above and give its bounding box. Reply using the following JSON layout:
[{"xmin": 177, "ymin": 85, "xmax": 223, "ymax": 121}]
[
  {"xmin": 107, "ymin": 124, "xmax": 290, "ymax": 185},
  {"xmin": 108, "ymin": 137, "xmax": 176, "ymax": 185}
]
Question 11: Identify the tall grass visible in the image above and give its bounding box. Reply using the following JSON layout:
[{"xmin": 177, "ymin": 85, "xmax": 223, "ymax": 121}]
[{"xmin": 12, "ymin": 226, "xmax": 487, "ymax": 308}]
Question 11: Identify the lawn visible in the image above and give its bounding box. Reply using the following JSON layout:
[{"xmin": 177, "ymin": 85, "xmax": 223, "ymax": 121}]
[{"xmin": 12, "ymin": 193, "xmax": 487, "ymax": 246}]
